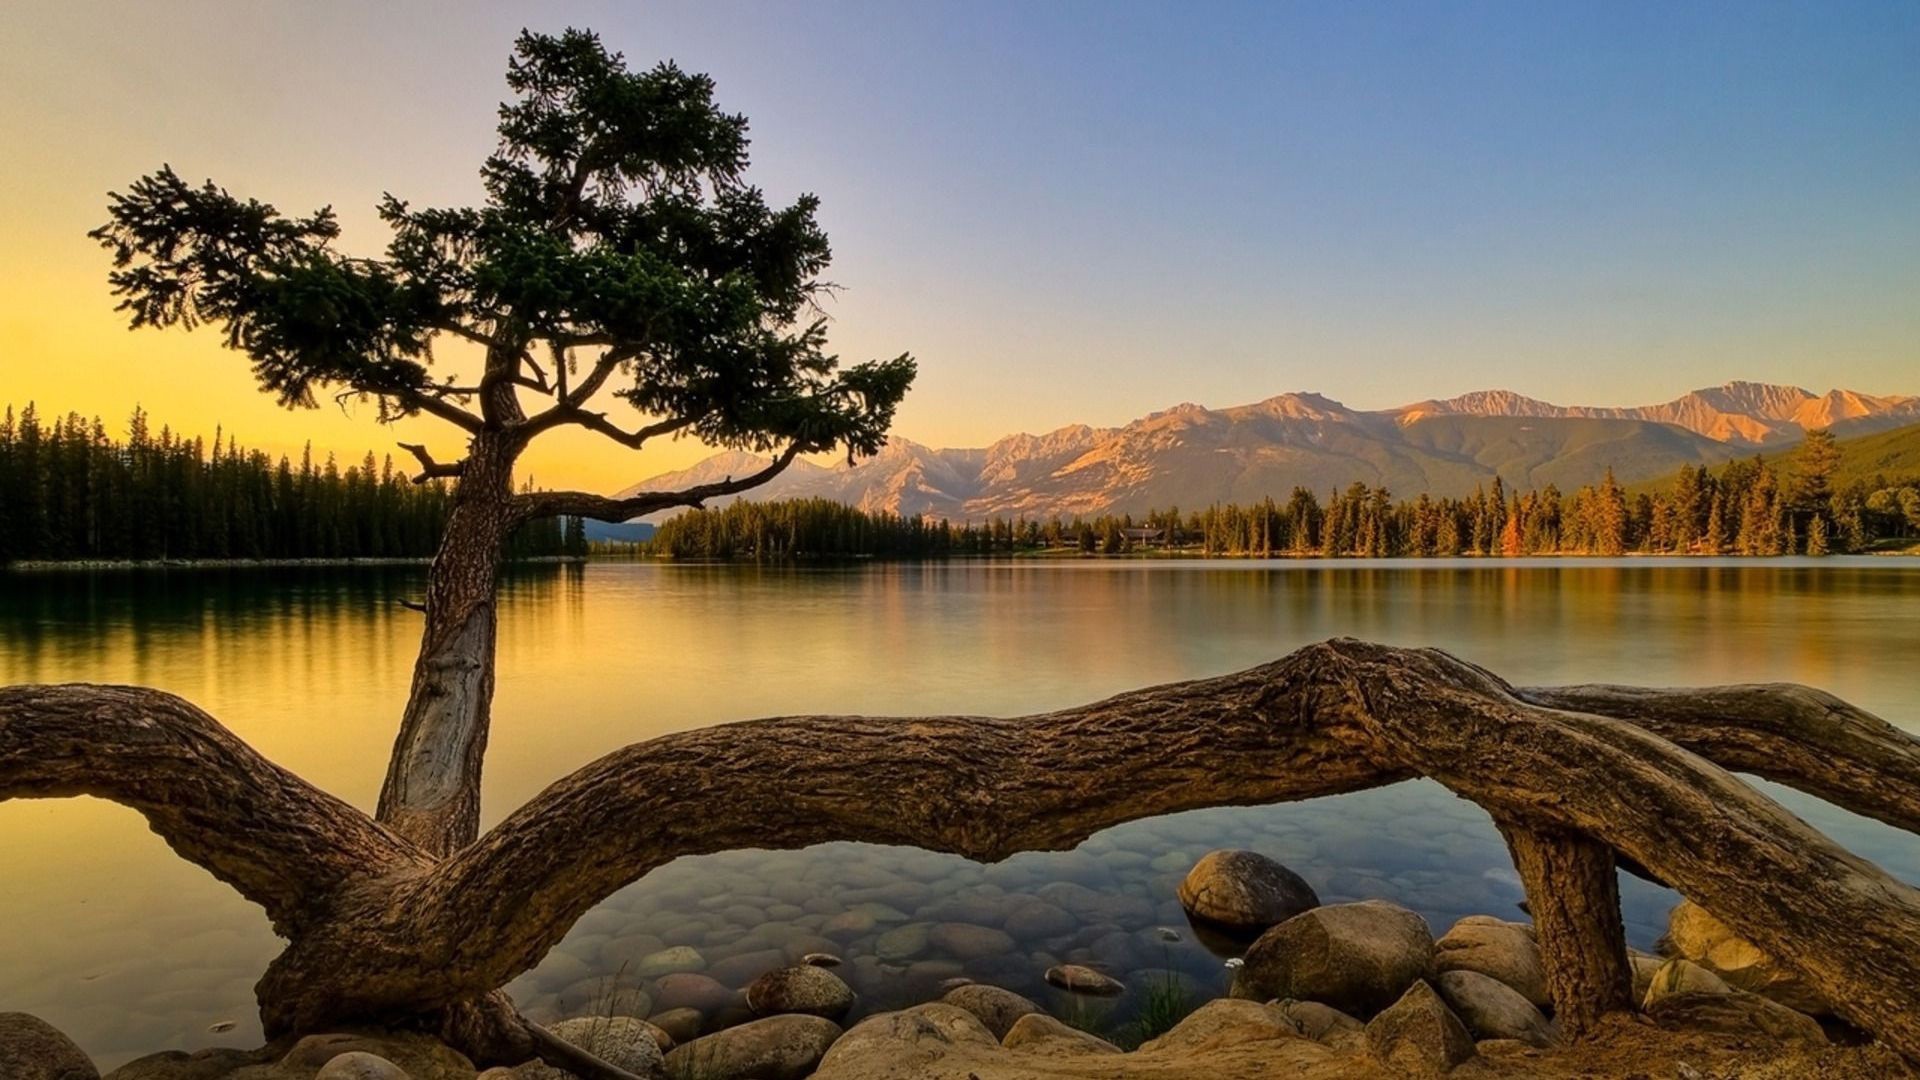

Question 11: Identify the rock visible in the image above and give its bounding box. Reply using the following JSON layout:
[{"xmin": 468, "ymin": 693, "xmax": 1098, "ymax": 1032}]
[
  {"xmin": 820, "ymin": 910, "xmax": 879, "ymax": 939},
  {"xmin": 1176, "ymin": 850, "xmax": 1320, "ymax": 933},
  {"xmin": 1234, "ymin": 899, "xmax": 1435, "ymax": 1018},
  {"xmin": 1033, "ymin": 882, "xmax": 1155, "ymax": 927},
  {"xmin": 1001, "ymin": 1013, "xmax": 1121, "ymax": 1056},
  {"xmin": 1628, "ymin": 949, "xmax": 1665, "ymax": 1003},
  {"xmin": 1138, "ymin": 998, "xmax": 1300, "ymax": 1053},
  {"xmin": 874, "ymin": 922, "xmax": 932, "ymax": 963},
  {"xmin": 518, "ymin": 1017, "xmax": 664, "ymax": 1080},
  {"xmin": 803, "ymin": 953, "xmax": 843, "ymax": 968},
  {"xmin": 275, "ymin": 1032, "xmax": 475, "ymax": 1080},
  {"xmin": 814, "ymin": 1004, "xmax": 1000, "ymax": 1078},
  {"xmin": 927, "ymin": 922, "xmax": 1016, "ymax": 960},
  {"xmin": 648, "ymin": 1008, "xmax": 705, "ymax": 1046},
  {"xmin": 1434, "ymin": 970, "xmax": 1557, "ymax": 1048},
  {"xmin": 1661, "ymin": 900, "xmax": 1828, "ymax": 1014},
  {"xmin": 652, "ymin": 972, "xmax": 736, "ymax": 1015},
  {"xmin": 1646, "ymin": 990, "xmax": 1828, "ymax": 1047},
  {"xmin": 313, "ymin": 1054, "xmax": 408, "ymax": 1080},
  {"xmin": 746, "ymin": 965, "xmax": 856, "ymax": 1020},
  {"xmin": 1001, "ymin": 901, "xmax": 1076, "ymax": 941},
  {"xmin": 1274, "ymin": 999, "xmax": 1365, "ymax": 1045},
  {"xmin": 635, "ymin": 945, "xmax": 707, "ymax": 979},
  {"xmin": 1433, "ymin": 916, "xmax": 1549, "ymax": 1010},
  {"xmin": 0, "ymin": 1013, "xmax": 97, "ymax": 1080},
  {"xmin": 707, "ymin": 948, "xmax": 788, "ymax": 988},
  {"xmin": 1364, "ymin": 980, "xmax": 1475, "ymax": 1075},
  {"xmin": 105, "ymin": 1048, "xmax": 263, "ymax": 1080},
  {"xmin": 1043, "ymin": 964, "xmax": 1124, "ymax": 996},
  {"xmin": 664, "ymin": 1014, "xmax": 841, "ymax": 1080},
  {"xmin": 938, "ymin": 984, "xmax": 1042, "ymax": 1039},
  {"xmin": 1641, "ymin": 958, "xmax": 1732, "ymax": 1009}
]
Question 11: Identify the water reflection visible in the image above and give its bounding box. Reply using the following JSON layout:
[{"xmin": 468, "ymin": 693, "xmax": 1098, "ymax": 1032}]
[{"xmin": 1, "ymin": 558, "xmax": 1915, "ymax": 1066}]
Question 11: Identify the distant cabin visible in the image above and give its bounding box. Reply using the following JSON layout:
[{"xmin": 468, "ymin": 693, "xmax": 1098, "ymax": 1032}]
[{"xmin": 1120, "ymin": 527, "xmax": 1169, "ymax": 546}]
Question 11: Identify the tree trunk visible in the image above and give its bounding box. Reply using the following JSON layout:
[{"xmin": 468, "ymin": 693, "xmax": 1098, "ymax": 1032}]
[
  {"xmin": 376, "ymin": 433, "xmax": 516, "ymax": 856},
  {"xmin": 1497, "ymin": 822, "xmax": 1634, "ymax": 1036},
  {"xmin": 9, "ymin": 640, "xmax": 1920, "ymax": 1064}
]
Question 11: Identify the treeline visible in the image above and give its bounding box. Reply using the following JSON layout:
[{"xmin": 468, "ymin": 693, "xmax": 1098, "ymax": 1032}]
[
  {"xmin": 0, "ymin": 404, "xmax": 589, "ymax": 563},
  {"xmin": 645, "ymin": 430, "xmax": 1920, "ymax": 560}
]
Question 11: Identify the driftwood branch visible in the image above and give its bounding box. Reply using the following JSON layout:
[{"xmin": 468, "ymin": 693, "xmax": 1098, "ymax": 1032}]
[{"xmin": 7, "ymin": 640, "xmax": 1920, "ymax": 1063}]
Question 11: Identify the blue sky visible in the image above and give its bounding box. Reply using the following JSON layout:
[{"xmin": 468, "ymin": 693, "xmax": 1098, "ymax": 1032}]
[{"xmin": 3, "ymin": 1, "xmax": 1916, "ymax": 483}]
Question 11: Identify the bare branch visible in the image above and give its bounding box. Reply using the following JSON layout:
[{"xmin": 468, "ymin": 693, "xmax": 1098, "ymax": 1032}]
[
  {"xmin": 510, "ymin": 443, "xmax": 801, "ymax": 523},
  {"xmin": 391, "ymin": 386, "xmax": 485, "ymax": 432},
  {"xmin": 397, "ymin": 442, "xmax": 465, "ymax": 484}
]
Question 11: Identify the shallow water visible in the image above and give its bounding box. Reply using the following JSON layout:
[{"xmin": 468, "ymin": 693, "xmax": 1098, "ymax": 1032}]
[{"xmin": 1, "ymin": 558, "xmax": 1916, "ymax": 1066}]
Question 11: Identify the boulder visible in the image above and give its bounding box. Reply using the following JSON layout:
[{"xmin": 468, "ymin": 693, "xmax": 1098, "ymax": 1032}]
[
  {"xmin": 1273, "ymin": 999, "xmax": 1365, "ymax": 1046},
  {"xmin": 1433, "ymin": 916, "xmax": 1548, "ymax": 1010},
  {"xmin": 1176, "ymin": 850, "xmax": 1320, "ymax": 933},
  {"xmin": 1043, "ymin": 964, "xmax": 1124, "ymax": 996},
  {"xmin": 1661, "ymin": 900, "xmax": 1828, "ymax": 1014},
  {"xmin": 745, "ymin": 965, "xmax": 856, "ymax": 1020},
  {"xmin": 312, "ymin": 1055, "xmax": 407, "ymax": 1080},
  {"xmin": 1646, "ymin": 990, "xmax": 1828, "ymax": 1047},
  {"xmin": 927, "ymin": 923, "xmax": 1016, "ymax": 961},
  {"xmin": 1000, "ymin": 1013, "xmax": 1120, "ymax": 1056},
  {"xmin": 1364, "ymin": 980, "xmax": 1475, "ymax": 1075},
  {"xmin": 665, "ymin": 1015, "xmax": 842, "ymax": 1080},
  {"xmin": 1641, "ymin": 958, "xmax": 1732, "ymax": 1009},
  {"xmin": 1434, "ymin": 970, "xmax": 1557, "ymax": 1048},
  {"xmin": 648, "ymin": 1008, "xmax": 705, "ymax": 1046},
  {"xmin": 273, "ymin": 1032, "xmax": 476, "ymax": 1080},
  {"xmin": 938, "ymin": 984, "xmax": 1042, "ymax": 1039},
  {"xmin": 814, "ymin": 1004, "xmax": 1001, "ymax": 1078},
  {"xmin": 1233, "ymin": 899, "xmax": 1435, "ymax": 1018},
  {"xmin": 1138, "ymin": 998, "xmax": 1300, "ymax": 1053},
  {"xmin": 0, "ymin": 1013, "xmax": 97, "ymax": 1080},
  {"xmin": 517, "ymin": 1016, "xmax": 663, "ymax": 1080},
  {"xmin": 1628, "ymin": 949, "xmax": 1664, "ymax": 1004}
]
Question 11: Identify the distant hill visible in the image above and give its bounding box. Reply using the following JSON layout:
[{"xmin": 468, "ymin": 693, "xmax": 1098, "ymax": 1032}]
[
  {"xmin": 1632, "ymin": 420, "xmax": 1920, "ymax": 495},
  {"xmin": 616, "ymin": 382, "xmax": 1920, "ymax": 522},
  {"xmin": 582, "ymin": 520, "xmax": 655, "ymax": 544}
]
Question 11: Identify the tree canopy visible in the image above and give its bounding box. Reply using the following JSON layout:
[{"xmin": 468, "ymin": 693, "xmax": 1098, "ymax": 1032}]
[{"xmin": 89, "ymin": 28, "xmax": 913, "ymax": 517}]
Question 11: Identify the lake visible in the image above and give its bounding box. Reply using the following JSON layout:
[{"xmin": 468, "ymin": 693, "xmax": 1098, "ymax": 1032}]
[{"xmin": 3, "ymin": 557, "xmax": 1917, "ymax": 1067}]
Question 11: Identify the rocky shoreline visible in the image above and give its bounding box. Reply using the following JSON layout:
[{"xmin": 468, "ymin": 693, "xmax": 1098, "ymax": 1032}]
[{"xmin": 6, "ymin": 848, "xmax": 1903, "ymax": 1080}]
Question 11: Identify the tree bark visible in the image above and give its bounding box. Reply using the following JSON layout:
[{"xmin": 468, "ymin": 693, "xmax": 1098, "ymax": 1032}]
[
  {"xmin": 9, "ymin": 639, "xmax": 1920, "ymax": 1063},
  {"xmin": 1497, "ymin": 823, "xmax": 1634, "ymax": 1036},
  {"xmin": 376, "ymin": 433, "xmax": 517, "ymax": 856}
]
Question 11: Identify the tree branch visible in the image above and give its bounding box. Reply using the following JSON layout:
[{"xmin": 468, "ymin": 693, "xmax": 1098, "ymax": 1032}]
[
  {"xmin": 511, "ymin": 443, "xmax": 801, "ymax": 523},
  {"xmin": 0, "ymin": 685, "xmax": 423, "ymax": 935},
  {"xmin": 390, "ymin": 386, "xmax": 484, "ymax": 432},
  {"xmin": 397, "ymin": 443, "xmax": 465, "ymax": 484}
]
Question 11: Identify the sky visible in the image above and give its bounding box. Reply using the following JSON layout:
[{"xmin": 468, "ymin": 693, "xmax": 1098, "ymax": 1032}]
[{"xmin": 2, "ymin": 1, "xmax": 1917, "ymax": 493}]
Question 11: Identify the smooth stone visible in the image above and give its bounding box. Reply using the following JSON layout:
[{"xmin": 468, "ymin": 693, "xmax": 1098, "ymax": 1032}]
[
  {"xmin": 1365, "ymin": 980, "xmax": 1475, "ymax": 1075},
  {"xmin": 664, "ymin": 1014, "xmax": 841, "ymax": 1080},
  {"xmin": 1043, "ymin": 964, "xmax": 1124, "ymax": 996},
  {"xmin": 651, "ymin": 972, "xmax": 736, "ymax": 1015},
  {"xmin": 874, "ymin": 922, "xmax": 932, "ymax": 963},
  {"xmin": 1433, "ymin": 916, "xmax": 1549, "ymax": 1010},
  {"xmin": 1001, "ymin": 1013, "xmax": 1121, "ymax": 1056},
  {"xmin": 648, "ymin": 1008, "xmax": 705, "ymax": 1046},
  {"xmin": 276, "ymin": 1032, "xmax": 475, "ymax": 1079},
  {"xmin": 707, "ymin": 948, "xmax": 788, "ymax": 988},
  {"xmin": 1002, "ymin": 901, "xmax": 1077, "ymax": 942},
  {"xmin": 916, "ymin": 897, "xmax": 1012, "ymax": 928},
  {"xmin": 928, "ymin": 923, "xmax": 1016, "ymax": 961},
  {"xmin": 1034, "ymin": 883, "xmax": 1155, "ymax": 927},
  {"xmin": 1274, "ymin": 998, "xmax": 1366, "ymax": 1045},
  {"xmin": 1645, "ymin": 990, "xmax": 1828, "ymax": 1047},
  {"xmin": 1138, "ymin": 998, "xmax": 1300, "ymax": 1053},
  {"xmin": 813, "ymin": 1004, "xmax": 1000, "ymax": 1077},
  {"xmin": 1434, "ymin": 970, "xmax": 1557, "ymax": 1048},
  {"xmin": 745, "ymin": 965, "xmax": 856, "ymax": 1020},
  {"xmin": 313, "ymin": 1053, "xmax": 408, "ymax": 1080},
  {"xmin": 938, "ymin": 984, "xmax": 1042, "ymax": 1039},
  {"xmin": 820, "ymin": 911, "xmax": 879, "ymax": 939},
  {"xmin": 845, "ymin": 902, "xmax": 912, "ymax": 924},
  {"xmin": 516, "ymin": 1016, "xmax": 663, "ymax": 1080},
  {"xmin": 103, "ymin": 1048, "xmax": 262, "ymax": 1080},
  {"xmin": 1176, "ymin": 850, "xmax": 1320, "ymax": 933},
  {"xmin": 1641, "ymin": 958, "xmax": 1732, "ymax": 1008},
  {"xmin": 1661, "ymin": 900, "xmax": 1828, "ymax": 1014},
  {"xmin": 1234, "ymin": 899, "xmax": 1435, "ymax": 1018},
  {"xmin": 634, "ymin": 945, "xmax": 707, "ymax": 979},
  {"xmin": 1628, "ymin": 950, "xmax": 1665, "ymax": 1003},
  {"xmin": 803, "ymin": 952, "xmax": 843, "ymax": 968},
  {"xmin": 0, "ymin": 1013, "xmax": 98, "ymax": 1080}
]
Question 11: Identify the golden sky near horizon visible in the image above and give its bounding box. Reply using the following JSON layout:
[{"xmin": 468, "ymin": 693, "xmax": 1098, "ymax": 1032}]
[{"xmin": 3, "ymin": 4, "xmax": 1917, "ymax": 496}]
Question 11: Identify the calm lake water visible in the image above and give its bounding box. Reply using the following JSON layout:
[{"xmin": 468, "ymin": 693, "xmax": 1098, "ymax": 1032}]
[{"xmin": 2, "ymin": 557, "xmax": 1917, "ymax": 1067}]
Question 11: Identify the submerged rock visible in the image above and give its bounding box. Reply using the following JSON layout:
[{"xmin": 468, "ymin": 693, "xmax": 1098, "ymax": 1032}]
[
  {"xmin": 1233, "ymin": 899, "xmax": 1435, "ymax": 1018},
  {"xmin": 1176, "ymin": 850, "xmax": 1320, "ymax": 933},
  {"xmin": 1043, "ymin": 964, "xmax": 1125, "ymax": 996},
  {"xmin": 939, "ymin": 984, "xmax": 1042, "ymax": 1039},
  {"xmin": 0, "ymin": 1013, "xmax": 98, "ymax": 1080},
  {"xmin": 1364, "ymin": 980, "xmax": 1475, "ymax": 1075},
  {"xmin": 745, "ymin": 965, "xmax": 856, "ymax": 1020}
]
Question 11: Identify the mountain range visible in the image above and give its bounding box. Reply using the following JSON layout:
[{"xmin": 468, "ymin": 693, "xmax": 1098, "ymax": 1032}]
[{"xmin": 615, "ymin": 382, "xmax": 1920, "ymax": 522}]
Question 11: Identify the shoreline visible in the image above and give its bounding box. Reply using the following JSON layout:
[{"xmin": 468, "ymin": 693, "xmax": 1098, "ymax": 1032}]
[{"xmin": 2, "ymin": 555, "xmax": 587, "ymax": 573}]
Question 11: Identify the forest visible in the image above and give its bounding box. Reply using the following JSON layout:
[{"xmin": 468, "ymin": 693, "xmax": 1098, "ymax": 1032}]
[
  {"xmin": 0, "ymin": 404, "xmax": 587, "ymax": 563},
  {"xmin": 643, "ymin": 428, "xmax": 1920, "ymax": 559}
]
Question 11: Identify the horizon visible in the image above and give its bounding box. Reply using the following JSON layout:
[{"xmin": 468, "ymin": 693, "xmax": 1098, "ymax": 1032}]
[{"xmin": 3, "ymin": 2, "xmax": 1917, "ymax": 491}]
